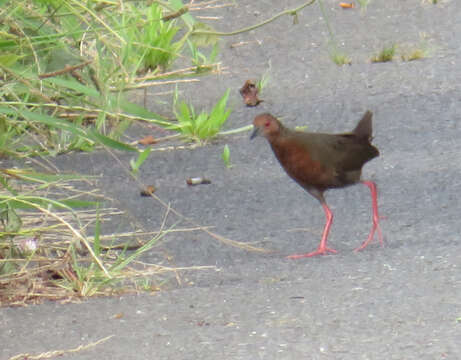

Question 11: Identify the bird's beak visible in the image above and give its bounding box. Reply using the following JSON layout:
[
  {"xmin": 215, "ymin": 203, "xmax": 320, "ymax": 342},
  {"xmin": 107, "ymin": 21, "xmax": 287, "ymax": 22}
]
[{"xmin": 250, "ymin": 126, "xmax": 259, "ymax": 140}]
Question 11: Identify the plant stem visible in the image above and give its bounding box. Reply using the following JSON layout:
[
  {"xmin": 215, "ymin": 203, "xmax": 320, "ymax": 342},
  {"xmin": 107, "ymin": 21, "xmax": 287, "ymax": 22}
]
[
  {"xmin": 219, "ymin": 124, "xmax": 253, "ymax": 136},
  {"xmin": 317, "ymin": 0, "xmax": 336, "ymax": 49},
  {"xmin": 191, "ymin": 0, "xmax": 316, "ymax": 37}
]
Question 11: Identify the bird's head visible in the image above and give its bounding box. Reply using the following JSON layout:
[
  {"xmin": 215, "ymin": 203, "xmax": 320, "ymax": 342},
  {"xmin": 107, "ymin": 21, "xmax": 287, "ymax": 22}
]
[{"xmin": 250, "ymin": 113, "xmax": 282, "ymax": 140}]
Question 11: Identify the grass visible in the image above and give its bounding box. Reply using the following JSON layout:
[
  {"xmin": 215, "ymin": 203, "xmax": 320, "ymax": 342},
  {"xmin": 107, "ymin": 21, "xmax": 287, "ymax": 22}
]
[
  {"xmin": 222, "ymin": 144, "xmax": 232, "ymax": 168},
  {"xmin": 0, "ymin": 0, "xmax": 228, "ymax": 158},
  {"xmin": 257, "ymin": 63, "xmax": 272, "ymax": 93},
  {"xmin": 371, "ymin": 44, "xmax": 397, "ymax": 63},
  {"xmin": 318, "ymin": 0, "xmax": 352, "ymax": 66},
  {"xmin": 400, "ymin": 37, "xmax": 432, "ymax": 61},
  {"xmin": 173, "ymin": 89, "xmax": 232, "ymax": 142},
  {"xmin": 330, "ymin": 50, "xmax": 352, "ymax": 66},
  {"xmin": 0, "ymin": 0, "xmax": 233, "ymax": 305},
  {"xmin": 0, "ymin": 168, "xmax": 222, "ymax": 305},
  {"xmin": 401, "ymin": 48, "xmax": 426, "ymax": 61},
  {"xmin": 0, "ymin": 169, "xmax": 160, "ymax": 304},
  {"xmin": 370, "ymin": 41, "xmax": 431, "ymax": 63}
]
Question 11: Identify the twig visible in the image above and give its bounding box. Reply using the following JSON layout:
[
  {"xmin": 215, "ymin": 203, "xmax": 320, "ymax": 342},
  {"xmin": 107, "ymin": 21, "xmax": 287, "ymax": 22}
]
[
  {"xmin": 8, "ymin": 335, "xmax": 114, "ymax": 360},
  {"xmin": 38, "ymin": 60, "xmax": 92, "ymax": 79},
  {"xmin": 116, "ymin": 78, "xmax": 200, "ymax": 91},
  {"xmin": 133, "ymin": 64, "xmax": 223, "ymax": 82},
  {"xmin": 162, "ymin": 6, "xmax": 189, "ymax": 21}
]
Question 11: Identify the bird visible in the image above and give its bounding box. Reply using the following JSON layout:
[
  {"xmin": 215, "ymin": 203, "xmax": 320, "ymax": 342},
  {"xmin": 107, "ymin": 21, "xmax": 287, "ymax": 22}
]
[{"xmin": 250, "ymin": 111, "xmax": 383, "ymax": 258}]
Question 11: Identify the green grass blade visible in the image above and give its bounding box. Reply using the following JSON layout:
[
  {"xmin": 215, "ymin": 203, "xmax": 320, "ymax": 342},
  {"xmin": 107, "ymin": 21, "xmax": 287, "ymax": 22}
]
[{"xmin": 87, "ymin": 129, "xmax": 137, "ymax": 152}]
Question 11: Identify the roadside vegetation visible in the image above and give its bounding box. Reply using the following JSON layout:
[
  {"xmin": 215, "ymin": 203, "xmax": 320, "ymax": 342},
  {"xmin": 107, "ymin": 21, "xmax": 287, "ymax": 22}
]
[
  {"xmin": 371, "ymin": 44, "xmax": 397, "ymax": 63},
  {"xmin": 0, "ymin": 0, "xmax": 317, "ymax": 306},
  {"xmin": 0, "ymin": 0, "xmax": 234, "ymax": 305}
]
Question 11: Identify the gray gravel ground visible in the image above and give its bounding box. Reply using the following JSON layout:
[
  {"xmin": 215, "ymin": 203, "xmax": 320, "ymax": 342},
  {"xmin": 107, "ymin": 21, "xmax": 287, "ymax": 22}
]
[{"xmin": 1, "ymin": 1, "xmax": 461, "ymax": 359}]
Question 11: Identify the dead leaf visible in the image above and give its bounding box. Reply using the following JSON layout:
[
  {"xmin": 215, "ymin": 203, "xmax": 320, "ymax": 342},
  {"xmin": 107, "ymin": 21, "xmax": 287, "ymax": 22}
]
[
  {"xmin": 339, "ymin": 2, "xmax": 355, "ymax": 8},
  {"xmin": 239, "ymin": 80, "xmax": 262, "ymax": 107},
  {"xmin": 140, "ymin": 185, "xmax": 156, "ymax": 196},
  {"xmin": 138, "ymin": 135, "xmax": 157, "ymax": 145}
]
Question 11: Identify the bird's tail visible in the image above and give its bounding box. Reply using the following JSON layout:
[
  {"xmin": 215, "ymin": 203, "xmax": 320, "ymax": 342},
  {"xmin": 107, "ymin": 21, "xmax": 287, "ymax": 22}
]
[{"xmin": 353, "ymin": 110, "xmax": 373, "ymax": 141}]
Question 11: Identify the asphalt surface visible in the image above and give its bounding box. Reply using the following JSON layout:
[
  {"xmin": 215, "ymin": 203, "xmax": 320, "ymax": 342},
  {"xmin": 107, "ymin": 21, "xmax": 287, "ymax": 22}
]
[{"xmin": 2, "ymin": 1, "xmax": 461, "ymax": 359}]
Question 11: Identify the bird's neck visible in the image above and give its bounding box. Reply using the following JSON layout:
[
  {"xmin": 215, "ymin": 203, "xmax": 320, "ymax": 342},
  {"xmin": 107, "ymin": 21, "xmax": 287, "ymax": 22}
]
[{"xmin": 266, "ymin": 125, "xmax": 292, "ymax": 145}]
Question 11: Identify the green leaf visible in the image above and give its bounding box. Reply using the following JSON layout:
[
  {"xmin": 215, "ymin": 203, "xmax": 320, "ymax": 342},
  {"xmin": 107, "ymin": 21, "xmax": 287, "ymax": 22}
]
[
  {"xmin": 0, "ymin": 54, "xmax": 23, "ymax": 67},
  {"xmin": 222, "ymin": 144, "xmax": 231, "ymax": 168},
  {"xmin": 93, "ymin": 208, "xmax": 101, "ymax": 257},
  {"xmin": 44, "ymin": 77, "xmax": 100, "ymax": 98},
  {"xmin": 1, "ymin": 170, "xmax": 91, "ymax": 183},
  {"xmin": 87, "ymin": 130, "xmax": 137, "ymax": 152},
  {"xmin": 130, "ymin": 147, "xmax": 152, "ymax": 174},
  {"xmin": 178, "ymin": 101, "xmax": 191, "ymax": 124},
  {"xmin": 1, "ymin": 202, "xmax": 22, "ymax": 233},
  {"xmin": 119, "ymin": 99, "xmax": 171, "ymax": 126}
]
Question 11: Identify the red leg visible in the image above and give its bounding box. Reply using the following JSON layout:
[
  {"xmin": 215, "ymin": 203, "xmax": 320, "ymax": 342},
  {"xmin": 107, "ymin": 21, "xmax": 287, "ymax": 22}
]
[
  {"xmin": 355, "ymin": 180, "xmax": 384, "ymax": 252},
  {"xmin": 287, "ymin": 202, "xmax": 338, "ymax": 259}
]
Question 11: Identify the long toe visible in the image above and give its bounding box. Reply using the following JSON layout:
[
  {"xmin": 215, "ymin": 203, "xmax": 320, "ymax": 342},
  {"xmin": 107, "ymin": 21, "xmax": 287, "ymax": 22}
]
[
  {"xmin": 287, "ymin": 246, "xmax": 338, "ymax": 259},
  {"xmin": 354, "ymin": 216, "xmax": 385, "ymax": 252}
]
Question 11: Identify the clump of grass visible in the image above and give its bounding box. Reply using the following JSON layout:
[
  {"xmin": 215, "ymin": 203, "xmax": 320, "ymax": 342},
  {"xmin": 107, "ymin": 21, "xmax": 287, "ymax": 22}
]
[
  {"xmin": 0, "ymin": 168, "xmax": 192, "ymax": 305},
  {"xmin": 401, "ymin": 48, "xmax": 426, "ymax": 61},
  {"xmin": 120, "ymin": 3, "xmax": 183, "ymax": 73},
  {"xmin": 0, "ymin": 0, "xmax": 223, "ymax": 158},
  {"xmin": 400, "ymin": 36, "xmax": 432, "ymax": 62},
  {"xmin": 330, "ymin": 50, "xmax": 352, "ymax": 66},
  {"xmin": 173, "ymin": 89, "xmax": 232, "ymax": 142},
  {"xmin": 371, "ymin": 44, "xmax": 396, "ymax": 63}
]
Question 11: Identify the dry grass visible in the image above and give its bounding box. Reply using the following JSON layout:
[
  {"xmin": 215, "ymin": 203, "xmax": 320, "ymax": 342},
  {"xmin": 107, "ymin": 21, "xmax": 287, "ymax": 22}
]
[
  {"xmin": 0, "ymin": 171, "xmax": 220, "ymax": 306},
  {"xmin": 0, "ymin": 163, "xmax": 271, "ymax": 307},
  {"xmin": 8, "ymin": 335, "xmax": 114, "ymax": 360}
]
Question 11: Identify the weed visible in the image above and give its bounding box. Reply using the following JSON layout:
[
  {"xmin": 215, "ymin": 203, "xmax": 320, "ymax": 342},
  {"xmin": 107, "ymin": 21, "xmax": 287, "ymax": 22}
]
[
  {"xmin": 222, "ymin": 144, "xmax": 231, "ymax": 168},
  {"xmin": 120, "ymin": 3, "xmax": 182, "ymax": 73},
  {"xmin": 330, "ymin": 50, "xmax": 352, "ymax": 66},
  {"xmin": 188, "ymin": 41, "xmax": 220, "ymax": 72},
  {"xmin": 318, "ymin": 0, "xmax": 352, "ymax": 66},
  {"xmin": 371, "ymin": 44, "xmax": 396, "ymax": 63},
  {"xmin": 0, "ymin": 0, "xmax": 222, "ymax": 157},
  {"xmin": 0, "ymin": 169, "xmax": 169, "ymax": 304},
  {"xmin": 401, "ymin": 48, "xmax": 426, "ymax": 61},
  {"xmin": 257, "ymin": 63, "xmax": 272, "ymax": 93},
  {"xmin": 130, "ymin": 148, "xmax": 152, "ymax": 175},
  {"xmin": 174, "ymin": 89, "xmax": 232, "ymax": 141},
  {"xmin": 400, "ymin": 37, "xmax": 432, "ymax": 61}
]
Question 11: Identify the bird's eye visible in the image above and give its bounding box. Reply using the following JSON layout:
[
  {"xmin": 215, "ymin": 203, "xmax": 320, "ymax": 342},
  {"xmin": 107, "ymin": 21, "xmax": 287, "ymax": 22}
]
[{"xmin": 264, "ymin": 121, "xmax": 270, "ymax": 127}]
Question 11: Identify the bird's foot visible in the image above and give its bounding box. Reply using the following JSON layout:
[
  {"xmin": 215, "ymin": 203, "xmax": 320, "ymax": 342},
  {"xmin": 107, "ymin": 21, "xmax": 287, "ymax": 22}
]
[
  {"xmin": 354, "ymin": 216, "xmax": 384, "ymax": 252},
  {"xmin": 287, "ymin": 246, "xmax": 338, "ymax": 259}
]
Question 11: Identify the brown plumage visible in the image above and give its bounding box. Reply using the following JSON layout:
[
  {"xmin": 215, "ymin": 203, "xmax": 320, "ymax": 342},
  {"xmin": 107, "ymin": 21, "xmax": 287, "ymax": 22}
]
[{"xmin": 251, "ymin": 111, "xmax": 383, "ymax": 258}]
